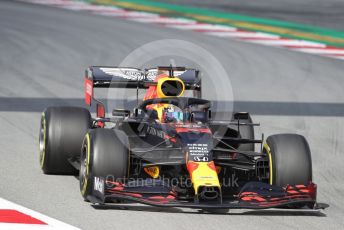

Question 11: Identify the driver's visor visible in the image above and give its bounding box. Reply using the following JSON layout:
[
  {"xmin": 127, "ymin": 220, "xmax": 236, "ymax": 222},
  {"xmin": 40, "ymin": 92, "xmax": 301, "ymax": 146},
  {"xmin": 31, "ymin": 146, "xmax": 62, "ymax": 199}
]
[{"xmin": 165, "ymin": 112, "xmax": 184, "ymax": 122}]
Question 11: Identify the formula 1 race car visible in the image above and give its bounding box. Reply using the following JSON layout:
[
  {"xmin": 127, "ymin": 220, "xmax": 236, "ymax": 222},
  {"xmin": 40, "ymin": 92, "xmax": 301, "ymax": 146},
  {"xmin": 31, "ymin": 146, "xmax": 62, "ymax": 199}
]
[{"xmin": 39, "ymin": 66, "xmax": 324, "ymax": 210}]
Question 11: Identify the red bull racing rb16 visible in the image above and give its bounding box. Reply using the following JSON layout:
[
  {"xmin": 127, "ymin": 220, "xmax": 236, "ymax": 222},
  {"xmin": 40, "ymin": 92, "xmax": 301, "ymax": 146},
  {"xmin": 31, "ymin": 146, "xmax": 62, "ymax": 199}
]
[{"xmin": 38, "ymin": 66, "xmax": 326, "ymax": 211}]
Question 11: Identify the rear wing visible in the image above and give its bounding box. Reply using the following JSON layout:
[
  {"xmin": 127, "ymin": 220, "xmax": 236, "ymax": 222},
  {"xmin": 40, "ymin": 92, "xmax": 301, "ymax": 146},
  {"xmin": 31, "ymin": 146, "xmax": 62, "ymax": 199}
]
[{"xmin": 85, "ymin": 66, "xmax": 201, "ymax": 106}]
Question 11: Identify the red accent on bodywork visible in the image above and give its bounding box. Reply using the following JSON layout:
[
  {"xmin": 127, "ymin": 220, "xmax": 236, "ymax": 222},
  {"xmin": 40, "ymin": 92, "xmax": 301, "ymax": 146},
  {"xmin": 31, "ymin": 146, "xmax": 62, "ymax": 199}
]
[
  {"xmin": 0, "ymin": 210, "xmax": 47, "ymax": 225},
  {"xmin": 207, "ymin": 161, "xmax": 216, "ymax": 171},
  {"xmin": 149, "ymin": 195, "xmax": 175, "ymax": 200},
  {"xmin": 170, "ymin": 138, "xmax": 177, "ymax": 143},
  {"xmin": 186, "ymin": 161, "xmax": 199, "ymax": 178},
  {"xmin": 149, "ymin": 196, "xmax": 166, "ymax": 200},
  {"xmin": 307, "ymin": 182, "xmax": 317, "ymax": 200},
  {"xmin": 166, "ymin": 195, "xmax": 176, "ymax": 199},
  {"xmin": 165, "ymin": 134, "xmax": 177, "ymax": 143},
  {"xmin": 111, "ymin": 186, "xmax": 124, "ymax": 191},
  {"xmin": 286, "ymin": 183, "xmax": 317, "ymax": 200},
  {"xmin": 241, "ymin": 196, "xmax": 266, "ymax": 202},
  {"xmin": 239, "ymin": 191, "xmax": 267, "ymax": 202},
  {"xmin": 106, "ymin": 181, "xmax": 123, "ymax": 186},
  {"xmin": 143, "ymin": 74, "xmax": 168, "ymax": 112},
  {"xmin": 96, "ymin": 103, "xmax": 105, "ymax": 128},
  {"xmin": 106, "ymin": 181, "xmax": 125, "ymax": 191},
  {"xmin": 287, "ymin": 190, "xmax": 299, "ymax": 194},
  {"xmin": 175, "ymin": 127, "xmax": 211, "ymax": 133},
  {"xmin": 239, "ymin": 182, "xmax": 317, "ymax": 205},
  {"xmin": 240, "ymin": 192, "xmax": 258, "ymax": 196},
  {"xmin": 295, "ymin": 185, "xmax": 306, "ymax": 189},
  {"xmin": 143, "ymin": 74, "xmax": 167, "ymax": 101},
  {"xmin": 85, "ymin": 78, "xmax": 93, "ymax": 105}
]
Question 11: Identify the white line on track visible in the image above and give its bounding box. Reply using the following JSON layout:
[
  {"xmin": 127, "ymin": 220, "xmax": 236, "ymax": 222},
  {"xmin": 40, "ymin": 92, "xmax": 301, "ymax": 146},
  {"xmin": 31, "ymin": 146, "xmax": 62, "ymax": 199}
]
[
  {"xmin": 166, "ymin": 23, "xmax": 236, "ymax": 31},
  {"xmin": 242, "ymin": 39, "xmax": 326, "ymax": 48},
  {"xmin": 292, "ymin": 47, "xmax": 344, "ymax": 54},
  {"xmin": 128, "ymin": 17, "xmax": 196, "ymax": 24},
  {"xmin": 206, "ymin": 31, "xmax": 280, "ymax": 39}
]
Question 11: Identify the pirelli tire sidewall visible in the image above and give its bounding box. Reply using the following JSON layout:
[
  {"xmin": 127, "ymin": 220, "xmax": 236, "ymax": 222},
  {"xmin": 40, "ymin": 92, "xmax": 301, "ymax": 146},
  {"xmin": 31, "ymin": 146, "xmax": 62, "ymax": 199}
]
[
  {"xmin": 80, "ymin": 129, "xmax": 129, "ymax": 201},
  {"xmin": 80, "ymin": 132, "xmax": 93, "ymax": 200},
  {"xmin": 265, "ymin": 134, "xmax": 313, "ymax": 187},
  {"xmin": 39, "ymin": 106, "xmax": 91, "ymax": 175}
]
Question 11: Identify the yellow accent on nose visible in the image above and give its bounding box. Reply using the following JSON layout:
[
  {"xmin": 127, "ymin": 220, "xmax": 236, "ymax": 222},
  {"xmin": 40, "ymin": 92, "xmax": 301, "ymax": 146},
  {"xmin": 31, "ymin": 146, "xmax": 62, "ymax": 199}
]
[
  {"xmin": 144, "ymin": 166, "xmax": 160, "ymax": 179},
  {"xmin": 188, "ymin": 161, "xmax": 221, "ymax": 195}
]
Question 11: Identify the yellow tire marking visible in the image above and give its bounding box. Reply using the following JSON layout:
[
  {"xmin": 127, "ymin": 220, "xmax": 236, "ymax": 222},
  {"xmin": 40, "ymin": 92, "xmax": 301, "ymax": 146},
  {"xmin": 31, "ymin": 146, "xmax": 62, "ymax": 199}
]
[
  {"xmin": 263, "ymin": 143, "xmax": 273, "ymax": 185},
  {"xmin": 81, "ymin": 133, "xmax": 91, "ymax": 196}
]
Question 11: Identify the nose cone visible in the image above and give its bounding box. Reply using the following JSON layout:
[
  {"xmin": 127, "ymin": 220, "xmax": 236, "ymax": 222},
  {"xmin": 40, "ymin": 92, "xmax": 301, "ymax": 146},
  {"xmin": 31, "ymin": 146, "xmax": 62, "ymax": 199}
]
[{"xmin": 186, "ymin": 161, "xmax": 221, "ymax": 196}]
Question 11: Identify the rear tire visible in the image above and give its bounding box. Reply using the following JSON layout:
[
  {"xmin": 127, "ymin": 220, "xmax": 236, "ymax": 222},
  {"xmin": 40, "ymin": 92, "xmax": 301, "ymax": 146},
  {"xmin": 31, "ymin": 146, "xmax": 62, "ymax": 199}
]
[
  {"xmin": 264, "ymin": 134, "xmax": 312, "ymax": 187},
  {"xmin": 39, "ymin": 107, "xmax": 91, "ymax": 174},
  {"xmin": 79, "ymin": 129, "xmax": 129, "ymax": 201}
]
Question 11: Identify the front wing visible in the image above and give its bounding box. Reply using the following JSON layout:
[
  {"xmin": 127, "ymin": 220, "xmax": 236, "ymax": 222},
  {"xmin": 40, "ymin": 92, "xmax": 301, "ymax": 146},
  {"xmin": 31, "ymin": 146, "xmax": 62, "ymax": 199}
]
[{"xmin": 88, "ymin": 179, "xmax": 325, "ymax": 210}]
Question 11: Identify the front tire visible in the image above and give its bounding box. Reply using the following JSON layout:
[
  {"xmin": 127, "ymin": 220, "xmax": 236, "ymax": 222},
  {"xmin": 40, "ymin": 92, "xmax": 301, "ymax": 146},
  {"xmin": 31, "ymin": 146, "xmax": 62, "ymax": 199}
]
[
  {"xmin": 80, "ymin": 129, "xmax": 129, "ymax": 201},
  {"xmin": 264, "ymin": 134, "xmax": 312, "ymax": 187}
]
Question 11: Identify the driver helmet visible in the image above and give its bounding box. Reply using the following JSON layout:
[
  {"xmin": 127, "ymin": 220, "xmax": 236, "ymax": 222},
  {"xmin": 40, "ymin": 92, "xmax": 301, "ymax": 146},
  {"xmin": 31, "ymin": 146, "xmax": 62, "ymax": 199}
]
[{"xmin": 162, "ymin": 106, "xmax": 184, "ymax": 123}]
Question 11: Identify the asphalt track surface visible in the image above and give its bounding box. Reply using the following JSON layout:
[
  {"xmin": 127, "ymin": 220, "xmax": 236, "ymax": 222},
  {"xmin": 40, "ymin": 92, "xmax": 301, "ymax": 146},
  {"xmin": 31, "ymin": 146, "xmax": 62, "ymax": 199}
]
[
  {"xmin": 157, "ymin": 0, "xmax": 344, "ymax": 31},
  {"xmin": 1, "ymin": 0, "xmax": 344, "ymax": 229}
]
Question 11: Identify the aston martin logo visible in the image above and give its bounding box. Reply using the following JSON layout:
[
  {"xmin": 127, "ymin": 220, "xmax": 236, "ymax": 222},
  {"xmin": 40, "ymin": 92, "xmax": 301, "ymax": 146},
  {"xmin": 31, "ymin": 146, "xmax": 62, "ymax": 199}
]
[{"xmin": 99, "ymin": 68, "xmax": 145, "ymax": 81}]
